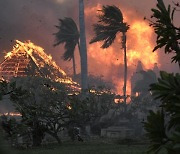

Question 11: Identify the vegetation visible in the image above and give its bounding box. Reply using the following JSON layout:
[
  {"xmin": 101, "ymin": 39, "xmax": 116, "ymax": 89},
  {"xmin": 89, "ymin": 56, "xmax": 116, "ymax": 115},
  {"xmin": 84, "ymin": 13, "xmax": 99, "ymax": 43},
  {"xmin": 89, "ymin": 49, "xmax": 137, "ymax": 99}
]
[
  {"xmin": 73, "ymin": 73, "xmax": 115, "ymax": 91},
  {"xmin": 1, "ymin": 0, "xmax": 180, "ymax": 154},
  {"xmin": 90, "ymin": 5, "xmax": 129, "ymax": 104},
  {"xmin": 54, "ymin": 18, "xmax": 79, "ymax": 76},
  {"xmin": 0, "ymin": 79, "xmax": 16, "ymax": 99},
  {"xmin": 53, "ymin": 0, "xmax": 88, "ymax": 91},
  {"xmin": 1, "ymin": 76, "xmax": 114, "ymax": 147},
  {"xmin": 9, "ymin": 77, "xmax": 70, "ymax": 145},
  {"xmin": 146, "ymin": 0, "xmax": 180, "ymax": 65},
  {"xmin": 143, "ymin": 0, "xmax": 180, "ymax": 153},
  {"xmin": 144, "ymin": 72, "xmax": 180, "ymax": 153}
]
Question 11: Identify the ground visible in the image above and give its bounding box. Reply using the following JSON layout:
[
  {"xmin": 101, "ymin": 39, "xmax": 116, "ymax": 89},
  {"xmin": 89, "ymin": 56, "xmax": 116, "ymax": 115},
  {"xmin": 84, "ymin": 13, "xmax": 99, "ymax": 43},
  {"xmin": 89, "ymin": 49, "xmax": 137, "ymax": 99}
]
[{"xmin": 1, "ymin": 140, "xmax": 148, "ymax": 154}]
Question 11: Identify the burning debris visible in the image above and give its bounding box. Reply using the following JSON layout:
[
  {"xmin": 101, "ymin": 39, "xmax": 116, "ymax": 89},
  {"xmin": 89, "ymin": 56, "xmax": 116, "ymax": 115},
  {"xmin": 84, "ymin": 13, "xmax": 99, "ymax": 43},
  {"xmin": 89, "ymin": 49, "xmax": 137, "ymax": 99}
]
[
  {"xmin": 0, "ymin": 40, "xmax": 80, "ymax": 91},
  {"xmin": 0, "ymin": 112, "xmax": 21, "ymax": 117}
]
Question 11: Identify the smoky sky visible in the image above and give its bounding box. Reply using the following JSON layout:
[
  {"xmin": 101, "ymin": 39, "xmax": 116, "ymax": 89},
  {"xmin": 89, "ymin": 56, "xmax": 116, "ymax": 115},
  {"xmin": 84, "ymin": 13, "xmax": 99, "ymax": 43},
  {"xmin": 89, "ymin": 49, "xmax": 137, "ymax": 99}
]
[
  {"xmin": 0, "ymin": 0, "xmax": 179, "ymax": 79},
  {"xmin": 0, "ymin": 0, "xmax": 77, "ymax": 66}
]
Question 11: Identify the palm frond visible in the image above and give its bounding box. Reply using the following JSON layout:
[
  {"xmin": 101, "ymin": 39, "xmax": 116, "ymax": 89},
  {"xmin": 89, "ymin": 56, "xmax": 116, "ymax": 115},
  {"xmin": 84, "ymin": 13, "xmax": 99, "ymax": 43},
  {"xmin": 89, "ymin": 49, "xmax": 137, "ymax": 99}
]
[
  {"xmin": 150, "ymin": 71, "xmax": 180, "ymax": 129},
  {"xmin": 149, "ymin": 0, "xmax": 180, "ymax": 64},
  {"xmin": 63, "ymin": 40, "xmax": 76, "ymax": 61},
  {"xmin": 99, "ymin": 5, "xmax": 123, "ymax": 24},
  {"xmin": 90, "ymin": 5, "xmax": 129, "ymax": 48},
  {"xmin": 53, "ymin": 18, "xmax": 79, "ymax": 60},
  {"xmin": 143, "ymin": 110, "xmax": 168, "ymax": 153}
]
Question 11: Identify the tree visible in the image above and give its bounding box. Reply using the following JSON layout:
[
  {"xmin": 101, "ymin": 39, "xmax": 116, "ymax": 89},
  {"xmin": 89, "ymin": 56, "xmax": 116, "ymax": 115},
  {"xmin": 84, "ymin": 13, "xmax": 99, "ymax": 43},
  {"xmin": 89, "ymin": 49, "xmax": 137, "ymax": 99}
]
[
  {"xmin": 145, "ymin": 0, "xmax": 180, "ymax": 65},
  {"xmin": 54, "ymin": 18, "xmax": 80, "ymax": 77},
  {"xmin": 90, "ymin": 5, "xmax": 129, "ymax": 104},
  {"xmin": 79, "ymin": 0, "xmax": 88, "ymax": 91},
  {"xmin": 143, "ymin": 110, "xmax": 168, "ymax": 153},
  {"xmin": 143, "ymin": 1, "xmax": 180, "ymax": 153},
  {"xmin": 144, "ymin": 72, "xmax": 180, "ymax": 153},
  {"xmin": 10, "ymin": 76, "xmax": 70, "ymax": 145},
  {"xmin": 73, "ymin": 74, "xmax": 115, "ymax": 92},
  {"xmin": 0, "ymin": 79, "xmax": 16, "ymax": 99},
  {"xmin": 67, "ymin": 92, "xmax": 114, "ymax": 137}
]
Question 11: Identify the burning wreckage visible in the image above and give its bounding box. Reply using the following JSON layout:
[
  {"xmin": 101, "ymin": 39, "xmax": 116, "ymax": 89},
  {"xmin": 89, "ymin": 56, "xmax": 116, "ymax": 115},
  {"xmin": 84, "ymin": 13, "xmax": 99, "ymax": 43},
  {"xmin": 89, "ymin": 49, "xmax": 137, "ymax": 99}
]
[
  {"xmin": 0, "ymin": 40, "xmax": 81, "ymax": 116},
  {"xmin": 0, "ymin": 40, "xmax": 80, "ymax": 91}
]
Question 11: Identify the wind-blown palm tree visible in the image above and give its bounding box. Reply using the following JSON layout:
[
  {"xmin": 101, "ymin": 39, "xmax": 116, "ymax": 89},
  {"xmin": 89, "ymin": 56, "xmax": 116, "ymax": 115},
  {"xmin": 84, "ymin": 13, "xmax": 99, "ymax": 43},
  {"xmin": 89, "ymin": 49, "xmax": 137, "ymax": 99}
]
[
  {"xmin": 79, "ymin": 0, "xmax": 88, "ymax": 91},
  {"xmin": 90, "ymin": 5, "xmax": 129, "ymax": 104},
  {"xmin": 54, "ymin": 17, "xmax": 79, "ymax": 77}
]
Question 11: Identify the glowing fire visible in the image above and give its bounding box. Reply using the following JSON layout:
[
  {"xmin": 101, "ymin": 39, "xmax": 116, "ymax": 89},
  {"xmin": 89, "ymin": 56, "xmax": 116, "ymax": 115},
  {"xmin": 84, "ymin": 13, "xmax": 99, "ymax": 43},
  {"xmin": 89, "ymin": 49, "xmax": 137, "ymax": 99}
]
[
  {"xmin": 67, "ymin": 105, "xmax": 72, "ymax": 110},
  {"xmin": 2, "ymin": 4, "xmax": 159, "ymax": 98},
  {"xmin": 5, "ymin": 40, "xmax": 67, "ymax": 76},
  {"xmin": 0, "ymin": 112, "xmax": 22, "ymax": 117},
  {"xmin": 3, "ymin": 40, "xmax": 80, "ymax": 91},
  {"xmin": 85, "ymin": 4, "xmax": 158, "ymax": 96}
]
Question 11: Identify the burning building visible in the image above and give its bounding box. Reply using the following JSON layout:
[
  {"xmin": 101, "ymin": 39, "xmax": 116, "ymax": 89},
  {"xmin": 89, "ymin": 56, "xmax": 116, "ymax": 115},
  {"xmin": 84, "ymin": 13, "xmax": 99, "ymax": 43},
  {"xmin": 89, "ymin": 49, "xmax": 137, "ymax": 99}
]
[{"xmin": 0, "ymin": 40, "xmax": 80, "ymax": 91}]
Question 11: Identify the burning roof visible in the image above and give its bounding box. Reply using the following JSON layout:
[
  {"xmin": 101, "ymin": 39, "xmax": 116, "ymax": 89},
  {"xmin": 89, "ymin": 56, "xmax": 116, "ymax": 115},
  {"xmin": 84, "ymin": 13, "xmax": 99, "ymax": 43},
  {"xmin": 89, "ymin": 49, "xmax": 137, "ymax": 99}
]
[{"xmin": 0, "ymin": 40, "xmax": 80, "ymax": 91}]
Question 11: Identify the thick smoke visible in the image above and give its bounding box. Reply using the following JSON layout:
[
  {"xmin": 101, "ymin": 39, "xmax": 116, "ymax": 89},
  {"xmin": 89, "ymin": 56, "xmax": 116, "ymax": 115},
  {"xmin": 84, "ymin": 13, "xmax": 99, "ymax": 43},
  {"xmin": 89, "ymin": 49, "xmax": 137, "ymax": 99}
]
[{"xmin": 0, "ymin": 0, "xmax": 179, "ymax": 94}]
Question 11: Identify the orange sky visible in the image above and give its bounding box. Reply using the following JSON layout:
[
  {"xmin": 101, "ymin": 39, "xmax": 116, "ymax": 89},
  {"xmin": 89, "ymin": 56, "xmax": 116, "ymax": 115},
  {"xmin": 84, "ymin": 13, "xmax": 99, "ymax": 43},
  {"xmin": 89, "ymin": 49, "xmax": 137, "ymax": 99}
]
[{"xmin": 0, "ymin": 0, "xmax": 179, "ymax": 95}]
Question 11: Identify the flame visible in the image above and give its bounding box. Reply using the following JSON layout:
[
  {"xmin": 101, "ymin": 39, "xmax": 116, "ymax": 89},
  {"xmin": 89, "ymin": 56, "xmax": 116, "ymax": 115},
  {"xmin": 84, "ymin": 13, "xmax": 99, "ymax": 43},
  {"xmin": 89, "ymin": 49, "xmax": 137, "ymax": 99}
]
[
  {"xmin": 4, "ymin": 52, "xmax": 13, "ymax": 59},
  {"xmin": 67, "ymin": 105, "xmax": 72, "ymax": 110},
  {"xmin": 0, "ymin": 112, "xmax": 22, "ymax": 117},
  {"xmin": 3, "ymin": 40, "xmax": 80, "ymax": 91},
  {"xmin": 127, "ymin": 22, "xmax": 158, "ymax": 68},
  {"xmin": 85, "ymin": 4, "xmax": 158, "ymax": 96}
]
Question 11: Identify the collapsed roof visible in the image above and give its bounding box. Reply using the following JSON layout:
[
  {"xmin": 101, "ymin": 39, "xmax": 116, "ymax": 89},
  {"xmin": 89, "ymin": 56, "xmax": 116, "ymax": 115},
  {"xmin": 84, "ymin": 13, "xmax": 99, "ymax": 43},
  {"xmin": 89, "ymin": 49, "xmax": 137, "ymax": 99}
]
[{"xmin": 0, "ymin": 40, "xmax": 80, "ymax": 91}]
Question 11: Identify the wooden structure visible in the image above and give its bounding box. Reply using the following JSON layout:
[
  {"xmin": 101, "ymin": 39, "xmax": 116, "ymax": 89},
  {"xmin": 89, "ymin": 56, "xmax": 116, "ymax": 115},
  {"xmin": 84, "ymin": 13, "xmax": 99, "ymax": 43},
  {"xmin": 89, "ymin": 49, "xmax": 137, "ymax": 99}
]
[{"xmin": 0, "ymin": 40, "xmax": 80, "ymax": 91}]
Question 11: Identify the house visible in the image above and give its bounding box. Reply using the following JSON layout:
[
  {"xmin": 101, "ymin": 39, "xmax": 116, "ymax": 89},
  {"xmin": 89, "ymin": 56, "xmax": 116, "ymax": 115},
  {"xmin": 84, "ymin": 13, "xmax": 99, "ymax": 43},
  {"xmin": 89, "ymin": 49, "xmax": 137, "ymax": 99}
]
[{"xmin": 101, "ymin": 126, "xmax": 133, "ymax": 139}]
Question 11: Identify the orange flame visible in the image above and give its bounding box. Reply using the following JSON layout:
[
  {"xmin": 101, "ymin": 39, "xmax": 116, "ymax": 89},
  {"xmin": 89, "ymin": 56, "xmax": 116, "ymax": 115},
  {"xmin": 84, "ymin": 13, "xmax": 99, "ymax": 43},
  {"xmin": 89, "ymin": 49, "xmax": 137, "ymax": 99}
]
[
  {"xmin": 3, "ymin": 40, "xmax": 80, "ymax": 91},
  {"xmin": 0, "ymin": 112, "xmax": 22, "ymax": 117},
  {"xmin": 85, "ymin": 5, "xmax": 158, "ymax": 96}
]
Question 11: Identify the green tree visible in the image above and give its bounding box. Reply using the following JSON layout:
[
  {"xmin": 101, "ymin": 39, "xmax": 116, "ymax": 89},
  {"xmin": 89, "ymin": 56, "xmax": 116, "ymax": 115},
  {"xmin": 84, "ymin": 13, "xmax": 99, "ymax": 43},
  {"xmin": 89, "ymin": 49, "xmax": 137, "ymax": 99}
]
[
  {"xmin": 79, "ymin": 0, "xmax": 88, "ymax": 91},
  {"xmin": 54, "ymin": 18, "xmax": 80, "ymax": 77},
  {"xmin": 90, "ymin": 5, "xmax": 129, "ymax": 104}
]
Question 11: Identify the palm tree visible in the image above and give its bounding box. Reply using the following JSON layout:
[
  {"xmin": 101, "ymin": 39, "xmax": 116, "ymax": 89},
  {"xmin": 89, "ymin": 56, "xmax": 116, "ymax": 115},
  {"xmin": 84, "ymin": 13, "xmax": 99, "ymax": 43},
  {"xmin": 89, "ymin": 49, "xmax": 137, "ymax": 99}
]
[
  {"xmin": 90, "ymin": 5, "xmax": 129, "ymax": 104},
  {"xmin": 54, "ymin": 17, "xmax": 79, "ymax": 77},
  {"xmin": 79, "ymin": 0, "xmax": 88, "ymax": 91}
]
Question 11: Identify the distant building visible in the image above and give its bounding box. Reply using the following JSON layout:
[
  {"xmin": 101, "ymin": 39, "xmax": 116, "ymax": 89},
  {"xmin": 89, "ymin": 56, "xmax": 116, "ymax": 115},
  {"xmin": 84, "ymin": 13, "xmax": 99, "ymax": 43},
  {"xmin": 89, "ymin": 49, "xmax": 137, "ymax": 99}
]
[
  {"xmin": 131, "ymin": 61, "xmax": 144, "ymax": 96},
  {"xmin": 101, "ymin": 126, "xmax": 133, "ymax": 139},
  {"xmin": 131, "ymin": 61, "xmax": 159, "ymax": 96}
]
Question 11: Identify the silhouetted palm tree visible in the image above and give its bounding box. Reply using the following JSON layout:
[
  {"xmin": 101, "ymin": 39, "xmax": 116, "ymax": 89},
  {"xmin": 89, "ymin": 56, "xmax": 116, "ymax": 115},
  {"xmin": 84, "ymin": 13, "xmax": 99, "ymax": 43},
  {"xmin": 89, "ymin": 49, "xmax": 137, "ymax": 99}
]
[
  {"xmin": 54, "ymin": 18, "xmax": 79, "ymax": 76},
  {"xmin": 79, "ymin": 0, "xmax": 88, "ymax": 91},
  {"xmin": 90, "ymin": 5, "xmax": 129, "ymax": 104}
]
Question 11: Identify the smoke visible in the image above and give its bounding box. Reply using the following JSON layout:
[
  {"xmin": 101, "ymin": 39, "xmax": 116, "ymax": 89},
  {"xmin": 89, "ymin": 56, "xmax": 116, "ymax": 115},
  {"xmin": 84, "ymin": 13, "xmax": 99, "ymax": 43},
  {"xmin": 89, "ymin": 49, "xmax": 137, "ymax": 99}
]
[
  {"xmin": 0, "ymin": 0, "xmax": 179, "ymax": 95},
  {"xmin": 0, "ymin": 0, "xmax": 76, "ymax": 66}
]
